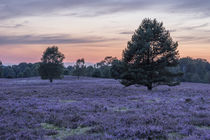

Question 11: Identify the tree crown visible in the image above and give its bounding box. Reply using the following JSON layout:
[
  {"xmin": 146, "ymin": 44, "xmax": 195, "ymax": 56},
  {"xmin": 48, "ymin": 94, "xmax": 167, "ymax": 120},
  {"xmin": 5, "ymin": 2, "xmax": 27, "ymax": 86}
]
[
  {"xmin": 123, "ymin": 18, "xmax": 179, "ymax": 67},
  {"xmin": 41, "ymin": 46, "xmax": 65, "ymax": 64},
  {"xmin": 113, "ymin": 18, "xmax": 181, "ymax": 90}
]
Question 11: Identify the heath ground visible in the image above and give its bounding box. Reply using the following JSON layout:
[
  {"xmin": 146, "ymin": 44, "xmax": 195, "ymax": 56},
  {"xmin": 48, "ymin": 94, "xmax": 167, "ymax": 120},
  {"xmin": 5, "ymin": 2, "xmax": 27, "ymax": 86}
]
[{"xmin": 0, "ymin": 76, "xmax": 210, "ymax": 139}]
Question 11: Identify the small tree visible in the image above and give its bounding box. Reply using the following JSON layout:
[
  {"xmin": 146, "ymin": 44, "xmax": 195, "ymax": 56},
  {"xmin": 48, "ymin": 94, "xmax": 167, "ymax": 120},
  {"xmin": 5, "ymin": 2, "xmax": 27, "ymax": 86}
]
[
  {"xmin": 73, "ymin": 58, "xmax": 85, "ymax": 79},
  {"xmin": 97, "ymin": 56, "xmax": 117, "ymax": 67},
  {"xmin": 112, "ymin": 18, "xmax": 182, "ymax": 90},
  {"xmin": 39, "ymin": 46, "xmax": 65, "ymax": 83},
  {"xmin": 96, "ymin": 56, "xmax": 117, "ymax": 78},
  {"xmin": 111, "ymin": 59, "xmax": 126, "ymax": 79},
  {"xmin": 0, "ymin": 61, "xmax": 2, "ymax": 77}
]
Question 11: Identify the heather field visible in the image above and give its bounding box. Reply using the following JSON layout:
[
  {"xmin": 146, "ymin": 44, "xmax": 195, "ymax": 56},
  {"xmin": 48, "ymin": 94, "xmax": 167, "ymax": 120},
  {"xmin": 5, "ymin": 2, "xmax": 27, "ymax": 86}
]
[{"xmin": 0, "ymin": 76, "xmax": 210, "ymax": 140}]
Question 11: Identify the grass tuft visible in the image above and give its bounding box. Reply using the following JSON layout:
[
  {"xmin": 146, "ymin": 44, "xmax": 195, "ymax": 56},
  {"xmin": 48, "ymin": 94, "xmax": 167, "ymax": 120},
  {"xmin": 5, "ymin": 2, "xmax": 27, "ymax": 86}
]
[{"xmin": 41, "ymin": 123, "xmax": 92, "ymax": 139}]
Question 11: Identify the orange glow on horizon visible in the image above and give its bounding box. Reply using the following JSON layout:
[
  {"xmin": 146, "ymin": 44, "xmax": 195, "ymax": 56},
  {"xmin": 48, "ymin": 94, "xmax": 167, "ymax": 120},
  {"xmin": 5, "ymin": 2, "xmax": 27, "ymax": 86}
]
[{"xmin": 0, "ymin": 41, "xmax": 209, "ymax": 65}]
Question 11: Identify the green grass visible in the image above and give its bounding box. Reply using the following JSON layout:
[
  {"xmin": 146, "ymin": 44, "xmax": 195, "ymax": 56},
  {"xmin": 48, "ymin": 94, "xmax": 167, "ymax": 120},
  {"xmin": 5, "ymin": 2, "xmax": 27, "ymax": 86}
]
[
  {"xmin": 129, "ymin": 98, "xmax": 139, "ymax": 102},
  {"xmin": 41, "ymin": 123, "xmax": 61, "ymax": 130},
  {"xmin": 59, "ymin": 99, "xmax": 77, "ymax": 103},
  {"xmin": 114, "ymin": 107, "xmax": 129, "ymax": 112},
  {"xmin": 168, "ymin": 132, "xmax": 185, "ymax": 140},
  {"xmin": 195, "ymin": 125, "xmax": 210, "ymax": 130},
  {"xmin": 41, "ymin": 123, "xmax": 92, "ymax": 139}
]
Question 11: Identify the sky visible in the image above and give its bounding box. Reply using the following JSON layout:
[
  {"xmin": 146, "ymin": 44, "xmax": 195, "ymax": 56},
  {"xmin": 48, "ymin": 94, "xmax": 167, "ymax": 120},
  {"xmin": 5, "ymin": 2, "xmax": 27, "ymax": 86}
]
[{"xmin": 0, "ymin": 0, "xmax": 210, "ymax": 65}]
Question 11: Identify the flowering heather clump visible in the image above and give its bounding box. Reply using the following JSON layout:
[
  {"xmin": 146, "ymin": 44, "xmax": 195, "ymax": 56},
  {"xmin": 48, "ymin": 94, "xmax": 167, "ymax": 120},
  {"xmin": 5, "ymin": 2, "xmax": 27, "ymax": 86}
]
[{"xmin": 0, "ymin": 76, "xmax": 210, "ymax": 139}]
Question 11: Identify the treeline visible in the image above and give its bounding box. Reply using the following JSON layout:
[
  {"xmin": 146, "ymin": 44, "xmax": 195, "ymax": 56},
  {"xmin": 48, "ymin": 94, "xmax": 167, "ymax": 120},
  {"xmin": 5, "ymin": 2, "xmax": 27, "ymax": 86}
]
[
  {"xmin": 179, "ymin": 57, "xmax": 210, "ymax": 83},
  {"xmin": 0, "ymin": 56, "xmax": 116, "ymax": 79},
  {"xmin": 0, "ymin": 62, "xmax": 40, "ymax": 78},
  {"xmin": 65, "ymin": 56, "xmax": 116, "ymax": 79},
  {"xmin": 1, "ymin": 56, "xmax": 210, "ymax": 83},
  {"xmin": 66, "ymin": 57, "xmax": 210, "ymax": 83},
  {"xmin": 0, "ymin": 57, "xmax": 209, "ymax": 83}
]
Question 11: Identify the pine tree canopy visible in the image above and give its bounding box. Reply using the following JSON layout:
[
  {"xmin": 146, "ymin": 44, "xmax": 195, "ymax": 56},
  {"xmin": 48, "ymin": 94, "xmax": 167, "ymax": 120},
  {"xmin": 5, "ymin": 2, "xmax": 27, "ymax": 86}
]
[{"xmin": 112, "ymin": 18, "xmax": 182, "ymax": 90}]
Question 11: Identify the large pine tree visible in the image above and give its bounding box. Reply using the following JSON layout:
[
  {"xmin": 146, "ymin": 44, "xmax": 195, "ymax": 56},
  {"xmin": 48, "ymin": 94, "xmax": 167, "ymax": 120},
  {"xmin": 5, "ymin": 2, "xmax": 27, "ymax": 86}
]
[{"xmin": 114, "ymin": 18, "xmax": 181, "ymax": 90}]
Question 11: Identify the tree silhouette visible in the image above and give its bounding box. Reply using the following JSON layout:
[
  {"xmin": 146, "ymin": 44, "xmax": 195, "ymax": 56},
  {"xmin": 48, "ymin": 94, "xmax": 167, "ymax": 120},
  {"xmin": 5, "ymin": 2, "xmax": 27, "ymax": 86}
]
[
  {"xmin": 73, "ymin": 58, "xmax": 85, "ymax": 79},
  {"xmin": 39, "ymin": 46, "xmax": 65, "ymax": 83},
  {"xmin": 112, "ymin": 18, "xmax": 182, "ymax": 90},
  {"xmin": 0, "ymin": 61, "xmax": 2, "ymax": 77}
]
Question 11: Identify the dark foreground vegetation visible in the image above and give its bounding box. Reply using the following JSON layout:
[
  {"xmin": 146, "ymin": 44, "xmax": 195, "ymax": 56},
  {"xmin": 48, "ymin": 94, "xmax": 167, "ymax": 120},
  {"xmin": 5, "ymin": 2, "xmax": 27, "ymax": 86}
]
[
  {"xmin": 0, "ymin": 57, "xmax": 210, "ymax": 84},
  {"xmin": 0, "ymin": 76, "xmax": 209, "ymax": 139}
]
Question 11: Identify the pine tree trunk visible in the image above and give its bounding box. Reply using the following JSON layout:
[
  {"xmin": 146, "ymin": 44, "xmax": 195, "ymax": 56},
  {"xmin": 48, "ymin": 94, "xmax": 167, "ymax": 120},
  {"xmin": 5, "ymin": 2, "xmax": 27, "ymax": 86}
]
[{"xmin": 147, "ymin": 84, "xmax": 152, "ymax": 90}]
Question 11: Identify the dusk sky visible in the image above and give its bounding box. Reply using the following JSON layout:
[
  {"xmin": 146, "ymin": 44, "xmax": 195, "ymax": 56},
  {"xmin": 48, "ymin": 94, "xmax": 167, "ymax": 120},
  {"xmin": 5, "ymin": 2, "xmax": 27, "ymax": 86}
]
[{"xmin": 0, "ymin": 0, "xmax": 210, "ymax": 65}]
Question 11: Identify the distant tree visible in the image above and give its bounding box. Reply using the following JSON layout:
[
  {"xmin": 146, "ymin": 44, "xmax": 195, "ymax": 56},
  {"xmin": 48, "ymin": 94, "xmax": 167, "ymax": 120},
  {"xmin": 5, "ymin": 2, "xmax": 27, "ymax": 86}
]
[
  {"xmin": 96, "ymin": 56, "xmax": 117, "ymax": 78},
  {"xmin": 204, "ymin": 72, "xmax": 210, "ymax": 83},
  {"xmin": 113, "ymin": 18, "xmax": 181, "ymax": 90},
  {"xmin": 0, "ymin": 61, "xmax": 2, "ymax": 77},
  {"xmin": 63, "ymin": 67, "xmax": 70, "ymax": 75},
  {"xmin": 97, "ymin": 56, "xmax": 117, "ymax": 67},
  {"xmin": 85, "ymin": 66, "xmax": 94, "ymax": 77},
  {"xmin": 73, "ymin": 58, "xmax": 85, "ymax": 79},
  {"xmin": 2, "ymin": 66, "xmax": 16, "ymax": 78},
  {"xmin": 23, "ymin": 67, "xmax": 32, "ymax": 78},
  {"xmin": 67, "ymin": 66, "xmax": 74, "ymax": 75},
  {"xmin": 191, "ymin": 73, "xmax": 201, "ymax": 83},
  {"xmin": 31, "ymin": 63, "xmax": 40, "ymax": 77},
  {"xmin": 39, "ymin": 46, "xmax": 65, "ymax": 83},
  {"xmin": 179, "ymin": 57, "xmax": 210, "ymax": 83},
  {"xmin": 17, "ymin": 72, "xmax": 24, "ymax": 78},
  {"xmin": 103, "ymin": 56, "xmax": 117, "ymax": 66},
  {"xmin": 92, "ymin": 69, "xmax": 101, "ymax": 78},
  {"xmin": 111, "ymin": 59, "xmax": 126, "ymax": 79}
]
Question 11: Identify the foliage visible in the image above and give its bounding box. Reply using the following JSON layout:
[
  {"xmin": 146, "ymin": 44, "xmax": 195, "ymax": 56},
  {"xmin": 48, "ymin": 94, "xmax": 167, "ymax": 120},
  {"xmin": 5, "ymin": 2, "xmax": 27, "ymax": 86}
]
[
  {"xmin": 179, "ymin": 57, "xmax": 210, "ymax": 83},
  {"xmin": 39, "ymin": 46, "xmax": 65, "ymax": 82},
  {"xmin": 93, "ymin": 56, "xmax": 117, "ymax": 78},
  {"xmin": 64, "ymin": 57, "xmax": 117, "ymax": 79},
  {"xmin": 0, "ymin": 61, "xmax": 2, "ymax": 77},
  {"xmin": 84, "ymin": 66, "xmax": 94, "ymax": 77},
  {"xmin": 92, "ymin": 69, "xmax": 101, "ymax": 78},
  {"xmin": 2, "ymin": 66, "xmax": 16, "ymax": 78},
  {"xmin": 110, "ymin": 59, "xmax": 126, "ymax": 79},
  {"xmin": 65, "ymin": 66, "xmax": 74, "ymax": 75},
  {"xmin": 72, "ymin": 58, "xmax": 85, "ymax": 79},
  {"xmin": 112, "ymin": 18, "xmax": 182, "ymax": 90},
  {"xmin": 0, "ymin": 56, "xmax": 210, "ymax": 85},
  {"xmin": 0, "ymin": 62, "xmax": 39, "ymax": 78}
]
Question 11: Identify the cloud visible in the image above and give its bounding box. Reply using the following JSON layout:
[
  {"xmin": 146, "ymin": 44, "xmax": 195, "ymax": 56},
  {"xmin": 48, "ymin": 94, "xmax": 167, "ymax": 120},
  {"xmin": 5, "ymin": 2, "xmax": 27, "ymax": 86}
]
[
  {"xmin": 204, "ymin": 30, "xmax": 210, "ymax": 33},
  {"xmin": 0, "ymin": 24, "xmax": 23, "ymax": 28},
  {"xmin": 176, "ymin": 35, "xmax": 210, "ymax": 44},
  {"xmin": 1, "ymin": 0, "xmax": 210, "ymax": 19},
  {"xmin": 0, "ymin": 0, "xmax": 151, "ymax": 19},
  {"xmin": 119, "ymin": 31, "xmax": 134, "ymax": 35},
  {"xmin": 181, "ymin": 23, "xmax": 209, "ymax": 30},
  {"xmin": 169, "ymin": 29, "xmax": 177, "ymax": 33},
  {"xmin": 171, "ymin": 0, "xmax": 210, "ymax": 17},
  {"xmin": 0, "ymin": 34, "xmax": 117, "ymax": 45}
]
